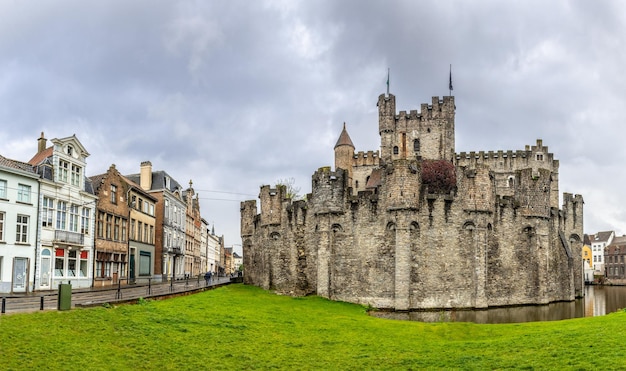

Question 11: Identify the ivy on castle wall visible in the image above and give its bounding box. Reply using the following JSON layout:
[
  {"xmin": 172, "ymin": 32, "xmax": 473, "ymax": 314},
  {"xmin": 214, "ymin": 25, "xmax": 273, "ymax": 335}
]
[{"xmin": 421, "ymin": 160, "xmax": 457, "ymax": 194}]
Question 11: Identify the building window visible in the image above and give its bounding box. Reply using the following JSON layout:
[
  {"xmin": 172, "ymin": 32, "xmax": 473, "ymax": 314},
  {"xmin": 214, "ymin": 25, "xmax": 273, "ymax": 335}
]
[
  {"xmin": 59, "ymin": 160, "xmax": 69, "ymax": 183},
  {"xmin": 81, "ymin": 208, "xmax": 90, "ymax": 235},
  {"xmin": 71, "ymin": 164, "xmax": 81, "ymax": 186},
  {"xmin": 56, "ymin": 201, "xmax": 67, "ymax": 230},
  {"xmin": 393, "ymin": 146, "xmax": 399, "ymax": 155},
  {"xmin": 55, "ymin": 249, "xmax": 65, "ymax": 276},
  {"xmin": 68, "ymin": 250, "xmax": 77, "ymax": 277},
  {"xmin": 0, "ymin": 179, "xmax": 6, "ymax": 199},
  {"xmin": 150, "ymin": 225, "xmax": 154, "ymax": 244},
  {"xmin": 106, "ymin": 214, "xmax": 112, "ymax": 240},
  {"xmin": 138, "ymin": 222, "xmax": 143, "ymax": 242},
  {"xmin": 110, "ymin": 185, "xmax": 117, "ymax": 204},
  {"xmin": 69, "ymin": 204, "xmax": 79, "ymax": 232},
  {"xmin": 17, "ymin": 184, "xmax": 31, "ymax": 203},
  {"xmin": 413, "ymin": 139, "xmax": 420, "ymax": 152},
  {"xmin": 536, "ymin": 153, "xmax": 544, "ymax": 161},
  {"xmin": 97, "ymin": 211, "xmax": 104, "ymax": 238},
  {"xmin": 149, "ymin": 204, "xmax": 154, "ymax": 216},
  {"xmin": 42, "ymin": 197, "xmax": 54, "ymax": 227},
  {"xmin": 0, "ymin": 212, "xmax": 4, "ymax": 242},
  {"xmin": 80, "ymin": 250, "xmax": 88, "ymax": 277},
  {"xmin": 165, "ymin": 199, "xmax": 170, "ymax": 221},
  {"xmin": 139, "ymin": 251, "xmax": 151, "ymax": 276},
  {"xmin": 130, "ymin": 219, "xmax": 136, "ymax": 240},
  {"xmin": 16, "ymin": 214, "xmax": 29, "ymax": 243},
  {"xmin": 114, "ymin": 216, "xmax": 120, "ymax": 241},
  {"xmin": 122, "ymin": 219, "xmax": 127, "ymax": 242},
  {"xmin": 67, "ymin": 145, "xmax": 73, "ymax": 156}
]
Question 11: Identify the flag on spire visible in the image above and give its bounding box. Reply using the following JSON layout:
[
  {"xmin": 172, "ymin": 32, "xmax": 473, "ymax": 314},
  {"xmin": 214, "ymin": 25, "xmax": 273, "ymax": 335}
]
[
  {"xmin": 386, "ymin": 68, "xmax": 390, "ymax": 96},
  {"xmin": 448, "ymin": 64, "xmax": 453, "ymax": 95}
]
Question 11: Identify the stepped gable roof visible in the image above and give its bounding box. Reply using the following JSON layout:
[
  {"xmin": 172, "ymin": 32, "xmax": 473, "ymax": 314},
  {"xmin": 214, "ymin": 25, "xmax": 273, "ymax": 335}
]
[
  {"xmin": 334, "ymin": 122, "xmax": 355, "ymax": 149},
  {"xmin": 88, "ymin": 173, "xmax": 107, "ymax": 194},
  {"xmin": 28, "ymin": 146, "xmax": 53, "ymax": 166},
  {"xmin": 0, "ymin": 155, "xmax": 36, "ymax": 174},
  {"xmin": 365, "ymin": 168, "xmax": 382, "ymax": 189}
]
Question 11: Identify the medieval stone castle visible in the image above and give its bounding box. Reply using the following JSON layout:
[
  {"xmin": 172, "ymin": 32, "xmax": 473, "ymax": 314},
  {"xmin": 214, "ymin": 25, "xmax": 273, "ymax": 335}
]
[{"xmin": 241, "ymin": 91, "xmax": 584, "ymax": 311}]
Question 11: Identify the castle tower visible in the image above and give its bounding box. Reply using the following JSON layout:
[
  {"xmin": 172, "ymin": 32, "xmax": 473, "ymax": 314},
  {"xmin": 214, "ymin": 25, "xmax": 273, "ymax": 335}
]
[
  {"xmin": 259, "ymin": 185, "xmax": 284, "ymax": 226},
  {"xmin": 378, "ymin": 93, "xmax": 396, "ymax": 163},
  {"xmin": 334, "ymin": 123, "xmax": 355, "ymax": 185}
]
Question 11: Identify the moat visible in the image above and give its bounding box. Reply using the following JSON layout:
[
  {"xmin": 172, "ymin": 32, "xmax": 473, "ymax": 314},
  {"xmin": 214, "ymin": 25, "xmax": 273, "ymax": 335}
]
[{"xmin": 370, "ymin": 285, "xmax": 626, "ymax": 324}]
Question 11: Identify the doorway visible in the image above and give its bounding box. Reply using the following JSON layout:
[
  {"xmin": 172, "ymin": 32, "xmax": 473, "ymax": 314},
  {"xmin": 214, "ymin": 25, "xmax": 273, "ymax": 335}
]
[{"xmin": 12, "ymin": 257, "xmax": 28, "ymax": 293}]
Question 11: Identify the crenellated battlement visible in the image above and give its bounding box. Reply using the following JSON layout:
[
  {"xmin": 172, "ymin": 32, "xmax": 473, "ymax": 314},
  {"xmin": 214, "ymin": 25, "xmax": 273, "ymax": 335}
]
[
  {"xmin": 456, "ymin": 139, "xmax": 558, "ymax": 172},
  {"xmin": 353, "ymin": 150, "xmax": 380, "ymax": 166}
]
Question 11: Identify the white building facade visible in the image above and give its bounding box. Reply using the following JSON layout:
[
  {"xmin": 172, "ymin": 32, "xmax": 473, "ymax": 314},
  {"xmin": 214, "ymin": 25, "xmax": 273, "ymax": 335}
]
[
  {"xmin": 0, "ymin": 155, "xmax": 40, "ymax": 293},
  {"xmin": 29, "ymin": 134, "xmax": 97, "ymax": 290}
]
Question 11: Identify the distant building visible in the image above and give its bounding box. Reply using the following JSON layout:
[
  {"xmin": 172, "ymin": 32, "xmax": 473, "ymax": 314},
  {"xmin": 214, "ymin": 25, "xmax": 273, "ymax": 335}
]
[
  {"xmin": 126, "ymin": 162, "xmax": 186, "ymax": 281},
  {"xmin": 582, "ymin": 234, "xmax": 594, "ymax": 283},
  {"xmin": 0, "ymin": 155, "xmax": 40, "ymax": 293},
  {"xmin": 605, "ymin": 236, "xmax": 626, "ymax": 283},
  {"xmin": 89, "ymin": 164, "xmax": 131, "ymax": 287},
  {"xmin": 589, "ymin": 231, "xmax": 615, "ymax": 274},
  {"xmin": 233, "ymin": 251, "xmax": 243, "ymax": 272}
]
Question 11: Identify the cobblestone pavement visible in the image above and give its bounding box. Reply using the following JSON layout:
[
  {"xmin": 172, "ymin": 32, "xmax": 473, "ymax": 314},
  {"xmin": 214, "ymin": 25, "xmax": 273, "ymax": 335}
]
[{"xmin": 1, "ymin": 277, "xmax": 234, "ymax": 315}]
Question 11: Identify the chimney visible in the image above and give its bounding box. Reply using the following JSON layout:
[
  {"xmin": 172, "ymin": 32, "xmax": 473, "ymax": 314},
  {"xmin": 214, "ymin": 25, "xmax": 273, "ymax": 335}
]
[
  {"xmin": 140, "ymin": 161, "xmax": 152, "ymax": 190},
  {"xmin": 38, "ymin": 132, "xmax": 47, "ymax": 153}
]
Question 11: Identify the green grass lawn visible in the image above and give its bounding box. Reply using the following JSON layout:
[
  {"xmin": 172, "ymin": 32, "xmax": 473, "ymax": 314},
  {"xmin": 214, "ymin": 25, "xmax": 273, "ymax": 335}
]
[{"xmin": 1, "ymin": 284, "xmax": 625, "ymax": 370}]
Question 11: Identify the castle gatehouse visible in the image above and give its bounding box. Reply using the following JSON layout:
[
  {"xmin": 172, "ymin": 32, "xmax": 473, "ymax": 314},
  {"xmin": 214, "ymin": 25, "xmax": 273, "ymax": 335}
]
[{"xmin": 241, "ymin": 91, "xmax": 583, "ymax": 310}]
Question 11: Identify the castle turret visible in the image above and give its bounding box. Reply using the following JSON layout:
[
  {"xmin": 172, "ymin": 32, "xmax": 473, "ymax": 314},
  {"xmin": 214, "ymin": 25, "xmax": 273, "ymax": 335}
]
[
  {"xmin": 334, "ymin": 123, "xmax": 355, "ymax": 185},
  {"xmin": 259, "ymin": 185, "xmax": 285, "ymax": 226},
  {"xmin": 378, "ymin": 93, "xmax": 396, "ymax": 163}
]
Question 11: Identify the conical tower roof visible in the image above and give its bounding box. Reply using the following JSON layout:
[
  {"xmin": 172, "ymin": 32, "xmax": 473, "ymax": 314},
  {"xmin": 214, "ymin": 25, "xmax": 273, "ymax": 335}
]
[{"xmin": 334, "ymin": 122, "xmax": 355, "ymax": 149}]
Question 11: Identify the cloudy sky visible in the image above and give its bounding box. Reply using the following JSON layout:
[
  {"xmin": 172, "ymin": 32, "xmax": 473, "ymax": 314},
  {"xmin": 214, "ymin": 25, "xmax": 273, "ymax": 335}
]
[{"xmin": 2, "ymin": 0, "xmax": 626, "ymax": 250}]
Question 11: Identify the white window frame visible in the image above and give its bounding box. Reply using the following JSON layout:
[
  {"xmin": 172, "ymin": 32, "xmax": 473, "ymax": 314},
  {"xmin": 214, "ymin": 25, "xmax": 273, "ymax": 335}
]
[
  {"xmin": 69, "ymin": 204, "xmax": 79, "ymax": 232},
  {"xmin": 81, "ymin": 208, "xmax": 90, "ymax": 235},
  {"xmin": 56, "ymin": 201, "xmax": 67, "ymax": 230},
  {"xmin": 0, "ymin": 179, "xmax": 7, "ymax": 199},
  {"xmin": 59, "ymin": 160, "xmax": 69, "ymax": 183},
  {"xmin": 42, "ymin": 197, "xmax": 54, "ymax": 227},
  {"xmin": 0, "ymin": 211, "xmax": 5, "ymax": 242},
  {"xmin": 71, "ymin": 164, "xmax": 81, "ymax": 186},
  {"xmin": 17, "ymin": 184, "xmax": 31, "ymax": 203},
  {"xmin": 16, "ymin": 214, "xmax": 29, "ymax": 243}
]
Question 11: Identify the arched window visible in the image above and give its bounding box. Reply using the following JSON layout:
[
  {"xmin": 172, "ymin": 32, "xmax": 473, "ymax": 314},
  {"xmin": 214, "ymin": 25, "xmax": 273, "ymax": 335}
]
[
  {"xmin": 393, "ymin": 146, "xmax": 399, "ymax": 155},
  {"xmin": 413, "ymin": 139, "xmax": 420, "ymax": 152}
]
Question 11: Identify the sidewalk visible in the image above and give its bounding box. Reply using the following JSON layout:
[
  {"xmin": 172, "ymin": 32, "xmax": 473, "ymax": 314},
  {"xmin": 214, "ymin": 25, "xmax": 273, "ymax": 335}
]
[{"xmin": 1, "ymin": 276, "xmax": 233, "ymax": 315}]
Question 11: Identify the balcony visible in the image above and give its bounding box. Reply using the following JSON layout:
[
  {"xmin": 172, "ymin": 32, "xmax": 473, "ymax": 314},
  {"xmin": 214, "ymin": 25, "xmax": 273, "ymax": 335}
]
[{"xmin": 54, "ymin": 230, "xmax": 85, "ymax": 245}]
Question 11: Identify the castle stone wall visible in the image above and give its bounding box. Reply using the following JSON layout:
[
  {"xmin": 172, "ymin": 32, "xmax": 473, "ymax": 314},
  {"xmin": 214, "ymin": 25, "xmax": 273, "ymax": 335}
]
[{"xmin": 242, "ymin": 92, "xmax": 583, "ymax": 311}]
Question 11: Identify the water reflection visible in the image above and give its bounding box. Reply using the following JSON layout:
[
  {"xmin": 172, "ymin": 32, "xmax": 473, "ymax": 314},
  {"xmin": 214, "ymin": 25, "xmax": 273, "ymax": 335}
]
[{"xmin": 370, "ymin": 285, "xmax": 626, "ymax": 324}]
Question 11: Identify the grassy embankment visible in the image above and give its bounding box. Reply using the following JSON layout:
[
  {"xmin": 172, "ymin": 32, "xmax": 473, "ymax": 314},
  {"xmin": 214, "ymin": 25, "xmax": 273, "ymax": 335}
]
[{"xmin": 1, "ymin": 284, "xmax": 625, "ymax": 370}]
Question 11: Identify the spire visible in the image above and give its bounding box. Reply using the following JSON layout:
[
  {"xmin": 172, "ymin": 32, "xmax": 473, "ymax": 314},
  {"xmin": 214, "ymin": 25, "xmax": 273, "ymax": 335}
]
[{"xmin": 334, "ymin": 122, "xmax": 355, "ymax": 149}]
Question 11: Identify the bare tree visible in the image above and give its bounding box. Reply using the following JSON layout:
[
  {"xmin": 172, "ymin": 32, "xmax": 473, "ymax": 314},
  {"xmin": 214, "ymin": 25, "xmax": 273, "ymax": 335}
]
[{"xmin": 276, "ymin": 177, "xmax": 301, "ymax": 199}]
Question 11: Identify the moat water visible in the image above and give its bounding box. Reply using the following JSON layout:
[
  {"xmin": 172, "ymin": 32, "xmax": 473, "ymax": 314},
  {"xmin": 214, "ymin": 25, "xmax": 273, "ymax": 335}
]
[{"xmin": 370, "ymin": 285, "xmax": 626, "ymax": 324}]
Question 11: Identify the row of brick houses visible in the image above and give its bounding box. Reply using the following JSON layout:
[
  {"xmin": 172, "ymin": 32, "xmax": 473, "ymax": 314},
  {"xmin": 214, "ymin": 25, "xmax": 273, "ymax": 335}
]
[{"xmin": 0, "ymin": 133, "xmax": 228, "ymax": 293}]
